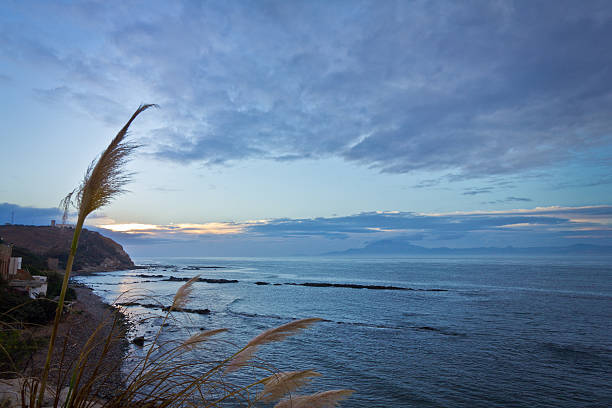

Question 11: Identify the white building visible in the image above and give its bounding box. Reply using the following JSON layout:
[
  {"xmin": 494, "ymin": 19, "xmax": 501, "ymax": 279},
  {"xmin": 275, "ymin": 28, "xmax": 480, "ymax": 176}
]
[
  {"xmin": 8, "ymin": 275, "xmax": 48, "ymax": 299},
  {"xmin": 8, "ymin": 257, "xmax": 22, "ymax": 278}
]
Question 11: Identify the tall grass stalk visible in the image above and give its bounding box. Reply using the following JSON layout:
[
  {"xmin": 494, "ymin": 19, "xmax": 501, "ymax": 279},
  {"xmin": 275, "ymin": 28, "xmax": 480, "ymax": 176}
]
[{"xmin": 36, "ymin": 104, "xmax": 156, "ymax": 408}]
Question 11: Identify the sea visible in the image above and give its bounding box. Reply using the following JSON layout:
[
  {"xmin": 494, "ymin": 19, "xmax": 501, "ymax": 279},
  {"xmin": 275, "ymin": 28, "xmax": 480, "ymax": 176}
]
[{"xmin": 73, "ymin": 256, "xmax": 612, "ymax": 407}]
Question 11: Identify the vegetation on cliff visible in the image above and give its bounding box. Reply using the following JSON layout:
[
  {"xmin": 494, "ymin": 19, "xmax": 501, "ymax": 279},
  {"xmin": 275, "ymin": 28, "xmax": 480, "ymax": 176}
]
[{"xmin": 0, "ymin": 225, "xmax": 134, "ymax": 272}]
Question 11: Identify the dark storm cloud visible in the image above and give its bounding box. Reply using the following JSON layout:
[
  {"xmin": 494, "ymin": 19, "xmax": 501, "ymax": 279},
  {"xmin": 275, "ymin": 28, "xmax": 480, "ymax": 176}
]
[{"xmin": 3, "ymin": 1, "xmax": 612, "ymax": 178}]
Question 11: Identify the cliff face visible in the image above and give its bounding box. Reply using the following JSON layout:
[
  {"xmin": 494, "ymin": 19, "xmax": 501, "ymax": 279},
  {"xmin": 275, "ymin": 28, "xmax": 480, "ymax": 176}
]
[{"xmin": 0, "ymin": 225, "xmax": 135, "ymax": 272}]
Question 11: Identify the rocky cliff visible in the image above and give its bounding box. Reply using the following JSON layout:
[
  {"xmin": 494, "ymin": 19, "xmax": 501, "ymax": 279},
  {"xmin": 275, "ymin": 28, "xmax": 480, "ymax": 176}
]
[{"xmin": 0, "ymin": 225, "xmax": 135, "ymax": 272}]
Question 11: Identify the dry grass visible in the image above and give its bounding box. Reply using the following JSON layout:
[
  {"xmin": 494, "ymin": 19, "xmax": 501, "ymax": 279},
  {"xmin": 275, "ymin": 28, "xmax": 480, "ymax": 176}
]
[
  {"xmin": 226, "ymin": 318, "xmax": 322, "ymax": 373},
  {"xmin": 258, "ymin": 370, "xmax": 322, "ymax": 403},
  {"xmin": 19, "ymin": 286, "xmax": 351, "ymax": 407},
  {"xmin": 22, "ymin": 103, "xmax": 353, "ymax": 408},
  {"xmin": 274, "ymin": 389, "xmax": 355, "ymax": 408}
]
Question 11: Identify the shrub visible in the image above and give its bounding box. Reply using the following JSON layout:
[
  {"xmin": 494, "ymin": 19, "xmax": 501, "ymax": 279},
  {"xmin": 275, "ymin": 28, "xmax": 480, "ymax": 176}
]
[
  {"xmin": 0, "ymin": 288, "xmax": 57, "ymax": 326},
  {"xmin": 0, "ymin": 329, "xmax": 46, "ymax": 373},
  {"xmin": 44, "ymin": 271, "xmax": 76, "ymax": 301}
]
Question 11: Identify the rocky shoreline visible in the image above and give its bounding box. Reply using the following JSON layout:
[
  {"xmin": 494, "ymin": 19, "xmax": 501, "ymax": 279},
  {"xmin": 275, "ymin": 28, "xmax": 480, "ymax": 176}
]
[{"xmin": 32, "ymin": 286, "xmax": 128, "ymax": 399}]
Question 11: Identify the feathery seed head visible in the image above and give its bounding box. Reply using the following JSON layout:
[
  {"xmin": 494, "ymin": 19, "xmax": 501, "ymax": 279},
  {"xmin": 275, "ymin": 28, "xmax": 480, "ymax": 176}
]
[
  {"xmin": 226, "ymin": 318, "xmax": 322, "ymax": 372},
  {"xmin": 180, "ymin": 328, "xmax": 228, "ymax": 351},
  {"xmin": 246, "ymin": 318, "xmax": 322, "ymax": 348},
  {"xmin": 258, "ymin": 370, "xmax": 322, "ymax": 403},
  {"xmin": 172, "ymin": 275, "xmax": 200, "ymax": 310},
  {"xmin": 273, "ymin": 389, "xmax": 354, "ymax": 408},
  {"xmin": 64, "ymin": 104, "xmax": 157, "ymax": 219}
]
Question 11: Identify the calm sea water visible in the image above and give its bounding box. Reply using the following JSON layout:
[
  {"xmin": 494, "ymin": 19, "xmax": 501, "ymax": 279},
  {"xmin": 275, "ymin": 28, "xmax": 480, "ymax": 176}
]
[{"xmin": 74, "ymin": 256, "xmax": 612, "ymax": 407}]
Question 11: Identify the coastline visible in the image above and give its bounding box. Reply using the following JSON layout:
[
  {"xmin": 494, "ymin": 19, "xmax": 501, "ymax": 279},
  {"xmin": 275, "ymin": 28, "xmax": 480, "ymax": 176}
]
[
  {"xmin": 71, "ymin": 265, "xmax": 146, "ymax": 276},
  {"xmin": 28, "ymin": 285, "xmax": 129, "ymax": 399}
]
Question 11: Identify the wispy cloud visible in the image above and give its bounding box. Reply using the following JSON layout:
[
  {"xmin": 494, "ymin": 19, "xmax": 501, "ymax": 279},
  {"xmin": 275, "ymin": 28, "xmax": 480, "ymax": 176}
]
[
  {"xmin": 463, "ymin": 188, "xmax": 493, "ymax": 196},
  {"xmin": 3, "ymin": 203, "xmax": 609, "ymax": 254},
  {"xmin": 91, "ymin": 206, "xmax": 612, "ymax": 248},
  {"xmin": 2, "ymin": 1, "xmax": 612, "ymax": 181},
  {"xmin": 482, "ymin": 196, "xmax": 533, "ymax": 205},
  {"xmin": 99, "ymin": 222, "xmax": 247, "ymax": 236}
]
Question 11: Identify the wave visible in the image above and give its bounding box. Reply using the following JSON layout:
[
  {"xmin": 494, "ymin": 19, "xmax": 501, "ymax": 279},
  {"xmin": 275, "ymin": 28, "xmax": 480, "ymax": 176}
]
[
  {"xmin": 224, "ymin": 308, "xmax": 461, "ymax": 333},
  {"xmin": 542, "ymin": 342, "xmax": 612, "ymax": 361},
  {"xmin": 226, "ymin": 309, "xmax": 289, "ymax": 321},
  {"xmin": 412, "ymin": 326, "xmax": 465, "ymax": 336},
  {"xmin": 226, "ymin": 297, "xmax": 243, "ymax": 307}
]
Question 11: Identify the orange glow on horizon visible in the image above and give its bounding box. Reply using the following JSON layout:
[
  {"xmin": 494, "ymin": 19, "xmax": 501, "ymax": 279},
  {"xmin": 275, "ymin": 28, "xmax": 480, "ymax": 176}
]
[{"xmin": 98, "ymin": 222, "xmax": 248, "ymax": 235}]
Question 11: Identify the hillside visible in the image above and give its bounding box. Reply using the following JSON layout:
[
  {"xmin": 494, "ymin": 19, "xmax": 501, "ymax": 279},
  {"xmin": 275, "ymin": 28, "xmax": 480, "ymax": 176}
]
[{"xmin": 0, "ymin": 225, "xmax": 135, "ymax": 272}]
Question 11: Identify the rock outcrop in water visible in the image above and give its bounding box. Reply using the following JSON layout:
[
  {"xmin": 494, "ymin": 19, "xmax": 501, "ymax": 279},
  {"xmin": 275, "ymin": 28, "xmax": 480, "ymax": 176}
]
[
  {"xmin": 117, "ymin": 301, "xmax": 211, "ymax": 315},
  {"xmin": 163, "ymin": 276, "xmax": 238, "ymax": 284},
  {"xmin": 0, "ymin": 225, "xmax": 135, "ymax": 272}
]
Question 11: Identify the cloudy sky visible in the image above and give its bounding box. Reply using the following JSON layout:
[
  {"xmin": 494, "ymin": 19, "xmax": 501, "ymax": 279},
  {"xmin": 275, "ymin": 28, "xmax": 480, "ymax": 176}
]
[{"xmin": 1, "ymin": 1, "xmax": 611, "ymax": 256}]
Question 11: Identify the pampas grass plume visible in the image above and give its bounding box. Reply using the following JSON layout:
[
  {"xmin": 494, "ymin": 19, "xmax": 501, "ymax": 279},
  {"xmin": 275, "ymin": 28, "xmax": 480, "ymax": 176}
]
[
  {"xmin": 227, "ymin": 318, "xmax": 322, "ymax": 372},
  {"xmin": 246, "ymin": 318, "xmax": 322, "ymax": 348},
  {"xmin": 181, "ymin": 328, "xmax": 228, "ymax": 350},
  {"xmin": 274, "ymin": 389, "xmax": 355, "ymax": 408},
  {"xmin": 258, "ymin": 370, "xmax": 322, "ymax": 403},
  {"xmin": 171, "ymin": 274, "xmax": 200, "ymax": 310},
  {"xmin": 75, "ymin": 104, "xmax": 157, "ymax": 218}
]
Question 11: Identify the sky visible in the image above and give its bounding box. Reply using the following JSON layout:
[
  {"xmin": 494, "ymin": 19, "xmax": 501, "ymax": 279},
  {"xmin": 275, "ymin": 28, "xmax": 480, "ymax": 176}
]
[{"xmin": 1, "ymin": 0, "xmax": 611, "ymax": 256}]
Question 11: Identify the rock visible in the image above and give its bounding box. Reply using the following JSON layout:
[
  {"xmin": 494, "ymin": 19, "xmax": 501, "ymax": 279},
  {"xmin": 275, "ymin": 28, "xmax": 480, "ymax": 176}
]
[
  {"xmin": 285, "ymin": 282, "xmax": 413, "ymax": 291},
  {"xmin": 132, "ymin": 336, "xmax": 145, "ymax": 346},
  {"xmin": 163, "ymin": 276, "xmax": 238, "ymax": 284},
  {"xmin": 118, "ymin": 302, "xmax": 212, "ymax": 315},
  {"xmin": 161, "ymin": 306, "xmax": 211, "ymax": 315},
  {"xmin": 184, "ymin": 265, "xmax": 227, "ymax": 270},
  {"xmin": 254, "ymin": 281, "xmax": 270, "ymax": 285}
]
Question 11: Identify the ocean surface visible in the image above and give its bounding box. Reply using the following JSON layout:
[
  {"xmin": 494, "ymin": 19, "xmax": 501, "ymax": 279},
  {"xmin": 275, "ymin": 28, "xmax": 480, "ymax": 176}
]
[{"xmin": 73, "ymin": 256, "xmax": 612, "ymax": 407}]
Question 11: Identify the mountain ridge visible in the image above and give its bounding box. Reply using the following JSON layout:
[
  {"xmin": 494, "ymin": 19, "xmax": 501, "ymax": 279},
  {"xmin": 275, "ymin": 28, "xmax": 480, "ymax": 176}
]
[{"xmin": 324, "ymin": 239, "xmax": 612, "ymax": 256}]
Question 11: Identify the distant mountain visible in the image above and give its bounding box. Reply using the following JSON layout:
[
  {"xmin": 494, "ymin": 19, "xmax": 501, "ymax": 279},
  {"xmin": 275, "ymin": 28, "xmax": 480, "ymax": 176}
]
[
  {"xmin": 324, "ymin": 238, "xmax": 612, "ymax": 256},
  {"xmin": 0, "ymin": 225, "xmax": 135, "ymax": 272}
]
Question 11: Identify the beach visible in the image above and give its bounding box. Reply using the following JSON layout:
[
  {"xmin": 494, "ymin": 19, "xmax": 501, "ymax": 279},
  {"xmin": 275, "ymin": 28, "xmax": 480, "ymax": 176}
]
[{"xmin": 30, "ymin": 286, "xmax": 127, "ymax": 399}]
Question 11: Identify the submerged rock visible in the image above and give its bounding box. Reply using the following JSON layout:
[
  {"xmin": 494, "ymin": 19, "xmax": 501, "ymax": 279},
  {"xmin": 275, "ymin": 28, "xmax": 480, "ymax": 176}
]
[
  {"xmin": 161, "ymin": 306, "xmax": 211, "ymax": 315},
  {"xmin": 132, "ymin": 336, "xmax": 145, "ymax": 346},
  {"xmin": 283, "ymin": 282, "xmax": 448, "ymax": 291},
  {"xmin": 164, "ymin": 276, "xmax": 238, "ymax": 284},
  {"xmin": 117, "ymin": 301, "xmax": 212, "ymax": 315}
]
